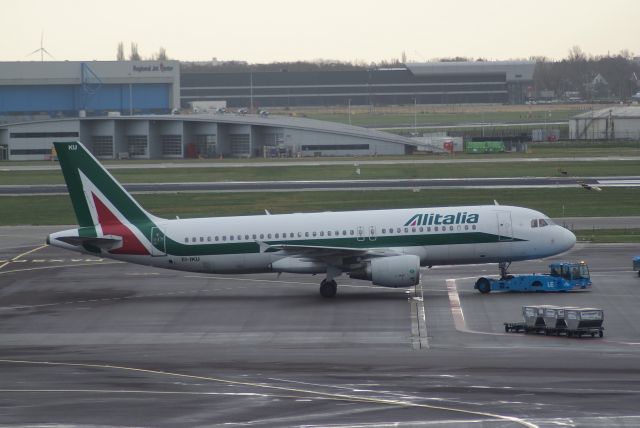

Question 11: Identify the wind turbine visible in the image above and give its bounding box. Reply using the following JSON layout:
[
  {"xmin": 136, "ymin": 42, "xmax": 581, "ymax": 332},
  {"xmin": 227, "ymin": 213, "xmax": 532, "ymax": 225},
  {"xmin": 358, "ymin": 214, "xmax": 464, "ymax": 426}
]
[{"xmin": 28, "ymin": 31, "xmax": 54, "ymax": 62}]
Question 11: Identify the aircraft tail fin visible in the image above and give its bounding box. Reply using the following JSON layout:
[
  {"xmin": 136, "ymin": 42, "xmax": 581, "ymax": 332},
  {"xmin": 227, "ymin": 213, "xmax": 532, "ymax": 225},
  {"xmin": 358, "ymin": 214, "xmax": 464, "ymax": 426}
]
[{"xmin": 53, "ymin": 141, "xmax": 162, "ymax": 236}]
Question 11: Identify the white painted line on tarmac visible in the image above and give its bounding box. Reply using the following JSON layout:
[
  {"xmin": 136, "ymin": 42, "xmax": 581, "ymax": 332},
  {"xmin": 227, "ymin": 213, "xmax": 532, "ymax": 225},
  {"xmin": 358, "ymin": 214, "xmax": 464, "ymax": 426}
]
[
  {"xmin": 447, "ymin": 278, "xmax": 505, "ymax": 337},
  {"xmin": 447, "ymin": 279, "xmax": 468, "ymax": 333},
  {"xmin": 0, "ymin": 359, "xmax": 539, "ymax": 428}
]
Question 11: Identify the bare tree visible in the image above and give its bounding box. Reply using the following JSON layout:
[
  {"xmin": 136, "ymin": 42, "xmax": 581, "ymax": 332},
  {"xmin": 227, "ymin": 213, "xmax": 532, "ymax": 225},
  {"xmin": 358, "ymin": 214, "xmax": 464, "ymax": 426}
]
[
  {"xmin": 157, "ymin": 47, "xmax": 168, "ymax": 61},
  {"xmin": 117, "ymin": 42, "xmax": 125, "ymax": 61},
  {"xmin": 130, "ymin": 42, "xmax": 141, "ymax": 61}
]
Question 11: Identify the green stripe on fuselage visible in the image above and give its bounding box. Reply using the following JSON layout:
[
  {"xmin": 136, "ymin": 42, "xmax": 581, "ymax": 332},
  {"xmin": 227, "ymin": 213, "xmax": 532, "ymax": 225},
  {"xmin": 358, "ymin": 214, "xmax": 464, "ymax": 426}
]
[{"xmin": 163, "ymin": 232, "xmax": 525, "ymax": 257}]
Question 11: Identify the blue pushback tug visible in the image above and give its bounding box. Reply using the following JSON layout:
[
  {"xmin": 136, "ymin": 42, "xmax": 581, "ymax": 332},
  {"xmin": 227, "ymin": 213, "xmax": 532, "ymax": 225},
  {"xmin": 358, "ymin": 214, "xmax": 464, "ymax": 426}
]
[{"xmin": 475, "ymin": 261, "xmax": 591, "ymax": 294}]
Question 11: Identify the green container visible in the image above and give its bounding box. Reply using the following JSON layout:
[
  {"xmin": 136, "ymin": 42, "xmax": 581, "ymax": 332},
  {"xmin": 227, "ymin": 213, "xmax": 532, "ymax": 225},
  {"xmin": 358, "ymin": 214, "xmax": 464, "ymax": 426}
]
[{"xmin": 465, "ymin": 141, "xmax": 505, "ymax": 153}]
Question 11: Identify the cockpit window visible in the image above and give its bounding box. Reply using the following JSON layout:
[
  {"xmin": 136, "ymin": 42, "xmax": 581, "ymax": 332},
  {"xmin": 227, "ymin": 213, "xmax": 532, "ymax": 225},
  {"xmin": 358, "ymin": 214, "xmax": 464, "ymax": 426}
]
[
  {"xmin": 531, "ymin": 219, "xmax": 538, "ymax": 228},
  {"xmin": 538, "ymin": 219, "xmax": 548, "ymax": 227}
]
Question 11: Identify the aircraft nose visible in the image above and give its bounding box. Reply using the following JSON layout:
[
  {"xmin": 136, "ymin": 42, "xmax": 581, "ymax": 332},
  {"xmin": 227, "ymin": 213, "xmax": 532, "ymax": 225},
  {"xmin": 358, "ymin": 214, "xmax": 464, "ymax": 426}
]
[{"xmin": 558, "ymin": 226, "xmax": 576, "ymax": 252}]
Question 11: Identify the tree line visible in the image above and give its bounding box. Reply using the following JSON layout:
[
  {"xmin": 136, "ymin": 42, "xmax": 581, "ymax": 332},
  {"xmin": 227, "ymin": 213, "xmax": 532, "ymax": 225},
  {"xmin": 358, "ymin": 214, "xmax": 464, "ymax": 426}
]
[{"xmin": 115, "ymin": 43, "xmax": 640, "ymax": 101}]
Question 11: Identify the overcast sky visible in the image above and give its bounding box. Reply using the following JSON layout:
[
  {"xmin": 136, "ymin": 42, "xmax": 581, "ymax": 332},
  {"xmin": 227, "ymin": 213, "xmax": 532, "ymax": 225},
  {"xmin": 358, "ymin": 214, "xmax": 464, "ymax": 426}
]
[{"xmin": 2, "ymin": 0, "xmax": 638, "ymax": 63}]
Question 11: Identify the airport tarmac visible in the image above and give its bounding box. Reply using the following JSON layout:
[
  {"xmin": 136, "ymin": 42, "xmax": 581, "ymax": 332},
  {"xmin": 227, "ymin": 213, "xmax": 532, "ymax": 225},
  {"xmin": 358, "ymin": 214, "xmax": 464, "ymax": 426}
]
[{"xmin": 1, "ymin": 226, "xmax": 640, "ymax": 427}]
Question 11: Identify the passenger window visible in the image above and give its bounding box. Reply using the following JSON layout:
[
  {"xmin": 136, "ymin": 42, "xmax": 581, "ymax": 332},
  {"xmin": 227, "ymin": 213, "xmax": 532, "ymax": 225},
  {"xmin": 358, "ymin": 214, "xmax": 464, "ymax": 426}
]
[
  {"xmin": 207, "ymin": 236, "xmax": 211, "ymax": 242},
  {"xmin": 404, "ymin": 227, "xmax": 409, "ymax": 233},
  {"xmin": 222, "ymin": 236, "xmax": 227, "ymax": 241},
  {"xmin": 472, "ymin": 225, "xmax": 476, "ymax": 230},
  {"xmin": 230, "ymin": 236, "xmax": 234, "ymax": 241},
  {"xmin": 327, "ymin": 231, "xmax": 332, "ymax": 236},
  {"xmin": 192, "ymin": 237, "xmax": 196, "ymax": 243},
  {"xmin": 396, "ymin": 228, "xmax": 401, "ymax": 233},
  {"xmin": 237, "ymin": 235, "xmax": 242, "ymax": 240},
  {"xmin": 252, "ymin": 234, "xmax": 257, "ymax": 239},
  {"xmin": 305, "ymin": 232, "xmax": 309, "ymax": 237},
  {"xmin": 435, "ymin": 226, "xmax": 439, "ymax": 232},
  {"xmin": 312, "ymin": 231, "xmax": 317, "ymax": 237},
  {"xmin": 450, "ymin": 226, "xmax": 454, "ymax": 231},
  {"xmin": 260, "ymin": 234, "xmax": 264, "ymax": 239},
  {"xmin": 342, "ymin": 230, "xmax": 347, "ymax": 236},
  {"xmin": 464, "ymin": 225, "xmax": 469, "ymax": 230},
  {"xmin": 200, "ymin": 237, "xmax": 204, "ymax": 242},
  {"xmin": 350, "ymin": 230, "xmax": 354, "ymax": 235},
  {"xmin": 245, "ymin": 235, "xmax": 250, "ymax": 240},
  {"xmin": 267, "ymin": 233, "xmax": 272, "ymax": 239},
  {"xmin": 275, "ymin": 233, "xmax": 279, "ymax": 239},
  {"xmin": 419, "ymin": 227, "xmax": 423, "ymax": 232},
  {"xmin": 184, "ymin": 237, "xmax": 189, "ymax": 243},
  {"xmin": 290, "ymin": 233, "xmax": 294, "ymax": 238},
  {"xmin": 381, "ymin": 228, "xmax": 386, "ymax": 234},
  {"xmin": 320, "ymin": 231, "xmax": 324, "ymax": 236},
  {"xmin": 215, "ymin": 236, "xmax": 219, "ymax": 241},
  {"xmin": 427, "ymin": 227, "xmax": 431, "ymax": 232},
  {"xmin": 411, "ymin": 227, "xmax": 416, "ymax": 232},
  {"xmin": 298, "ymin": 232, "xmax": 302, "ymax": 237}
]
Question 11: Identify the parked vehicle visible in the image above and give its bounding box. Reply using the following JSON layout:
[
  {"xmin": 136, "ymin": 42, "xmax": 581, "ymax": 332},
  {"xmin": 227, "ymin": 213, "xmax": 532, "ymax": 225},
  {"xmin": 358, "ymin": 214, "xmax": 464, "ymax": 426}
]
[{"xmin": 475, "ymin": 261, "xmax": 591, "ymax": 293}]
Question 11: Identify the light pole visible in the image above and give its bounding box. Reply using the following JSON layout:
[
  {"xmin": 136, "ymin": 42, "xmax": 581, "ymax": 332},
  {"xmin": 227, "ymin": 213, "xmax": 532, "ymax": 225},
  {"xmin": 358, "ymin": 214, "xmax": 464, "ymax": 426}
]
[{"xmin": 413, "ymin": 96, "xmax": 417, "ymax": 134}]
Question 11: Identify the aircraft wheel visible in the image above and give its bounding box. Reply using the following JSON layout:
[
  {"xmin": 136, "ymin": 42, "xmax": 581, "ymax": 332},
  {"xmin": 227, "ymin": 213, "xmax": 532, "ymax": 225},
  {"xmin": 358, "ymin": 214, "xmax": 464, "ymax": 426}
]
[
  {"xmin": 320, "ymin": 279, "xmax": 337, "ymax": 298},
  {"xmin": 476, "ymin": 278, "xmax": 491, "ymax": 294}
]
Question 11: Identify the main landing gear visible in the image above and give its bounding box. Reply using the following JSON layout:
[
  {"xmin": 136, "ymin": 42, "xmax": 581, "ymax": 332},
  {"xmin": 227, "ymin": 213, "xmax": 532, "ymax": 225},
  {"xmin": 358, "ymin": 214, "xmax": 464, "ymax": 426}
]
[
  {"xmin": 320, "ymin": 279, "xmax": 338, "ymax": 298},
  {"xmin": 319, "ymin": 266, "xmax": 341, "ymax": 298}
]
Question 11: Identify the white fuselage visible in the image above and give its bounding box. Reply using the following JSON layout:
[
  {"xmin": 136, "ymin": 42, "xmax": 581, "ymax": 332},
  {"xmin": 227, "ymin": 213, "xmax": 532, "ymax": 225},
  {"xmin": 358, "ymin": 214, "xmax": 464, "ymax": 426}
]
[{"xmin": 49, "ymin": 204, "xmax": 576, "ymax": 276}]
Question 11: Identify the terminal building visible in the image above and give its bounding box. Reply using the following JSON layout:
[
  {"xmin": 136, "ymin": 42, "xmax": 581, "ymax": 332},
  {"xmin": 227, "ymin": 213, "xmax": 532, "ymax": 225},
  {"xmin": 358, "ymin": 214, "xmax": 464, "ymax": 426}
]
[
  {"xmin": 0, "ymin": 114, "xmax": 419, "ymax": 161},
  {"xmin": 180, "ymin": 61, "xmax": 535, "ymax": 108}
]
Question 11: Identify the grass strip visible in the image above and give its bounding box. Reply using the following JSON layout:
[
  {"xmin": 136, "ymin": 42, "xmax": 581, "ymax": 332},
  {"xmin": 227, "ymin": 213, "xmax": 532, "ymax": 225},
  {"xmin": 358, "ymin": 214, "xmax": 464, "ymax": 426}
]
[{"xmin": 1, "ymin": 187, "xmax": 638, "ymax": 226}]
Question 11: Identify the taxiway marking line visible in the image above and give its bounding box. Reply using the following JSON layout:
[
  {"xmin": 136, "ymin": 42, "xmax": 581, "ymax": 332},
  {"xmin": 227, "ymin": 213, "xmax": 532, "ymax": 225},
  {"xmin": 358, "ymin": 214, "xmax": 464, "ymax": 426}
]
[
  {"xmin": 0, "ymin": 359, "xmax": 537, "ymax": 428},
  {"xmin": 447, "ymin": 279, "xmax": 468, "ymax": 332},
  {"xmin": 446, "ymin": 279, "xmax": 505, "ymax": 336},
  {"xmin": 0, "ymin": 261, "xmax": 122, "ymax": 276},
  {"xmin": 410, "ymin": 279, "xmax": 429, "ymax": 350},
  {"xmin": 0, "ymin": 244, "xmax": 48, "ymax": 271}
]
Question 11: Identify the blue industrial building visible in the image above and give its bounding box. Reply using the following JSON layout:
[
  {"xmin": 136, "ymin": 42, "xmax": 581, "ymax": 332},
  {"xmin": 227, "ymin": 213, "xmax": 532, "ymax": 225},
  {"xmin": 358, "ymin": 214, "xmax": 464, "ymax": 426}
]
[{"xmin": 0, "ymin": 61, "xmax": 180, "ymax": 119}]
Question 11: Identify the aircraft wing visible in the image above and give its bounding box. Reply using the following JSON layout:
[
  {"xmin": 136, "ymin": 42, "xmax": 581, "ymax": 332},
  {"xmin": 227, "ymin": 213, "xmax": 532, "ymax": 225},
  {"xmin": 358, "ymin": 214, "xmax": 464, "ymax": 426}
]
[{"xmin": 266, "ymin": 243, "xmax": 402, "ymax": 259}]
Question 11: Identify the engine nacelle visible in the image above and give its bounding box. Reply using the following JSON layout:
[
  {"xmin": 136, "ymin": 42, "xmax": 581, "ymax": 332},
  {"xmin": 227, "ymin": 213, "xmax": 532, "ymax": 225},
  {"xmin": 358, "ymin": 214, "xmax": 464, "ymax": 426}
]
[{"xmin": 349, "ymin": 255, "xmax": 420, "ymax": 288}]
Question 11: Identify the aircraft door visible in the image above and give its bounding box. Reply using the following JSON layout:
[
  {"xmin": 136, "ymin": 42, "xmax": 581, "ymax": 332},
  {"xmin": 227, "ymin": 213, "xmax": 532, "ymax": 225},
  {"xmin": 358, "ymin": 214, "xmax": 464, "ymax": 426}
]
[
  {"xmin": 496, "ymin": 211, "xmax": 513, "ymax": 241},
  {"xmin": 150, "ymin": 226, "xmax": 167, "ymax": 256},
  {"xmin": 357, "ymin": 226, "xmax": 365, "ymax": 242},
  {"xmin": 368, "ymin": 226, "xmax": 377, "ymax": 241}
]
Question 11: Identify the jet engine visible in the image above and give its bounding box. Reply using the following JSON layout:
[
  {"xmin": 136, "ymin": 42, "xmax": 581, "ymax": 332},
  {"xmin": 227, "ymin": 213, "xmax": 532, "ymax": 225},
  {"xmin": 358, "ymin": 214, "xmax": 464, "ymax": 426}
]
[{"xmin": 349, "ymin": 255, "xmax": 420, "ymax": 288}]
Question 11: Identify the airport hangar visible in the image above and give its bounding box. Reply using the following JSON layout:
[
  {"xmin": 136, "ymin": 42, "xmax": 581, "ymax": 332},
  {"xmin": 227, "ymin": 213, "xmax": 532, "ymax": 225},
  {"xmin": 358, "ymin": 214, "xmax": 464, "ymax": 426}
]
[
  {"xmin": 181, "ymin": 61, "xmax": 536, "ymax": 107},
  {"xmin": 569, "ymin": 106, "xmax": 640, "ymax": 140},
  {"xmin": 0, "ymin": 114, "xmax": 421, "ymax": 161}
]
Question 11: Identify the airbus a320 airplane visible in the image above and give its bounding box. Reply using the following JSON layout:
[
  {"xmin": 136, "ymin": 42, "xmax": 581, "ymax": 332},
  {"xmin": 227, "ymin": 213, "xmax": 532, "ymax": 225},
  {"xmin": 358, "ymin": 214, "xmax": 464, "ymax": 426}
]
[{"xmin": 47, "ymin": 141, "xmax": 576, "ymax": 298}]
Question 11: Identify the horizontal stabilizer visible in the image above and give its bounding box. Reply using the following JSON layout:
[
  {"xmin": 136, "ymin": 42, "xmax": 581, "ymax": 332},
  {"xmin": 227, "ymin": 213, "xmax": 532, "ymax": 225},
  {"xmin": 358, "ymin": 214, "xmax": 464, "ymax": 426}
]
[{"xmin": 56, "ymin": 235, "xmax": 122, "ymax": 250}]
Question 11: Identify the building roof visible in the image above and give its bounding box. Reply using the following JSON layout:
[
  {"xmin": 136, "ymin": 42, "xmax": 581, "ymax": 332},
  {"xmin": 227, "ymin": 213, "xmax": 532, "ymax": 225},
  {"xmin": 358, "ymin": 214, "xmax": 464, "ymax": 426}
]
[
  {"xmin": 0, "ymin": 61, "xmax": 179, "ymax": 85},
  {"xmin": 406, "ymin": 61, "xmax": 535, "ymax": 82},
  {"xmin": 572, "ymin": 106, "xmax": 640, "ymax": 119},
  {"xmin": 1, "ymin": 113, "xmax": 419, "ymax": 147}
]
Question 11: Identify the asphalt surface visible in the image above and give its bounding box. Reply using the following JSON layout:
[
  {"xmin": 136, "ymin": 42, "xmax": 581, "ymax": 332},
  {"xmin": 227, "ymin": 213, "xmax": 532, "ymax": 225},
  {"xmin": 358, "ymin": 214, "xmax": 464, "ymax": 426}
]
[
  {"xmin": 3, "ymin": 176, "xmax": 640, "ymax": 195},
  {"xmin": 1, "ymin": 225, "xmax": 640, "ymax": 427}
]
